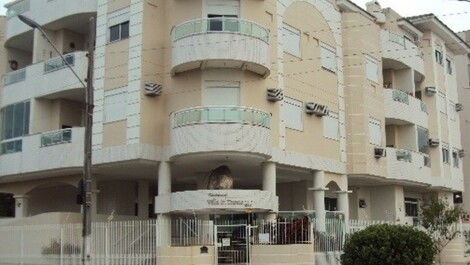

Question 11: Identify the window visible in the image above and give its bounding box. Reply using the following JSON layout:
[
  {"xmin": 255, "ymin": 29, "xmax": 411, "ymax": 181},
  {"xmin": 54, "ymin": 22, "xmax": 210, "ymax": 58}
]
[
  {"xmin": 435, "ymin": 50, "xmax": 443, "ymax": 65},
  {"xmin": 405, "ymin": 198, "xmax": 418, "ymax": 217},
  {"xmin": 284, "ymin": 97, "xmax": 303, "ymax": 131},
  {"xmin": 323, "ymin": 112, "xmax": 339, "ymax": 140},
  {"xmin": 368, "ymin": 118, "xmax": 382, "ymax": 146},
  {"xmin": 104, "ymin": 87, "xmax": 127, "ymax": 122},
  {"xmin": 365, "ymin": 55, "xmax": 379, "ymax": 83},
  {"xmin": 446, "ymin": 58, "xmax": 453, "ymax": 75},
  {"xmin": 1, "ymin": 101, "xmax": 30, "ymax": 141},
  {"xmin": 205, "ymin": 0, "xmax": 240, "ymax": 17},
  {"xmin": 449, "ymin": 102, "xmax": 456, "ymax": 121},
  {"xmin": 417, "ymin": 126, "xmax": 429, "ymax": 154},
  {"xmin": 324, "ymin": 197, "xmax": 338, "ymax": 211},
  {"xmin": 452, "ymin": 150, "xmax": 459, "ymax": 168},
  {"xmin": 109, "ymin": 21, "xmax": 129, "ymax": 42},
  {"xmin": 439, "ymin": 93, "xmax": 447, "ymax": 115},
  {"xmin": 442, "ymin": 144, "xmax": 450, "ymax": 164},
  {"xmin": 320, "ymin": 44, "xmax": 336, "ymax": 72},
  {"xmin": 203, "ymin": 80, "xmax": 240, "ymax": 106},
  {"xmin": 283, "ymin": 23, "xmax": 301, "ymax": 57}
]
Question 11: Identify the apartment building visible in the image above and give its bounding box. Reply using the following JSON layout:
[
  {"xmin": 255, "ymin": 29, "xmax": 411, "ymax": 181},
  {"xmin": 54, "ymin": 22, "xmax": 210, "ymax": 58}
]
[
  {"xmin": 456, "ymin": 30, "xmax": 470, "ymax": 213},
  {"xmin": 0, "ymin": 0, "xmax": 468, "ymax": 232}
]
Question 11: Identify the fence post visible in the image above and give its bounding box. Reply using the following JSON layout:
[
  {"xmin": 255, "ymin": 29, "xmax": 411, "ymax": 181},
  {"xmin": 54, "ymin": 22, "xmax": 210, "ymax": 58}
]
[
  {"xmin": 20, "ymin": 228, "xmax": 24, "ymax": 265},
  {"xmin": 60, "ymin": 227, "xmax": 64, "ymax": 265},
  {"xmin": 105, "ymin": 224, "xmax": 109, "ymax": 265}
]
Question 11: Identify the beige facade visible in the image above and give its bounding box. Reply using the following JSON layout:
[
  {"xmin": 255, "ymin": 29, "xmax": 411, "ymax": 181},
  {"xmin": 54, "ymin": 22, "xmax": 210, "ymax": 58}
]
[{"xmin": 0, "ymin": 0, "xmax": 468, "ymax": 252}]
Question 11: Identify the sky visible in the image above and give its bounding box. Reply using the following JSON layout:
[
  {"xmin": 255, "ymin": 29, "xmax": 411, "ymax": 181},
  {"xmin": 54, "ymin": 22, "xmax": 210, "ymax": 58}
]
[{"xmin": 0, "ymin": 0, "xmax": 468, "ymax": 32}]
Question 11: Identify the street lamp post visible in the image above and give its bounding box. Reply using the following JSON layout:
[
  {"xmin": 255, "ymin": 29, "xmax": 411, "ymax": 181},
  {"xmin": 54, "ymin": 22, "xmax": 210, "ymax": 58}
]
[{"xmin": 17, "ymin": 15, "xmax": 95, "ymax": 265}]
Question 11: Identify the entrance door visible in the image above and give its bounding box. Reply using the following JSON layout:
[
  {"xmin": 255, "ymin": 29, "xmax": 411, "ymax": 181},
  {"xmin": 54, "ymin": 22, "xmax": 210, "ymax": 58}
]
[{"xmin": 215, "ymin": 224, "xmax": 249, "ymax": 265}]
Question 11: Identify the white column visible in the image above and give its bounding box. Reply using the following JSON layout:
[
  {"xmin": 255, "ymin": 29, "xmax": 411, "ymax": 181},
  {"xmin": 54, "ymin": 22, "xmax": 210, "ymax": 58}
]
[
  {"xmin": 337, "ymin": 175, "xmax": 350, "ymax": 224},
  {"xmin": 138, "ymin": 180, "xmax": 149, "ymax": 219},
  {"xmin": 311, "ymin": 171, "xmax": 326, "ymax": 231},
  {"xmin": 14, "ymin": 195, "xmax": 29, "ymax": 218},
  {"xmin": 262, "ymin": 162, "xmax": 277, "ymax": 221},
  {"xmin": 157, "ymin": 161, "xmax": 171, "ymax": 246}
]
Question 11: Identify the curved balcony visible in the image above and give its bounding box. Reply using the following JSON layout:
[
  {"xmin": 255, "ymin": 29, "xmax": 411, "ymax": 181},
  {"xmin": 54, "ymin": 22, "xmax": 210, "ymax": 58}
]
[
  {"xmin": 0, "ymin": 128, "xmax": 84, "ymax": 179},
  {"xmin": 155, "ymin": 190, "xmax": 278, "ymax": 214},
  {"xmin": 2, "ymin": 52, "xmax": 87, "ymax": 106},
  {"xmin": 381, "ymin": 30, "xmax": 424, "ymax": 74},
  {"xmin": 384, "ymin": 89, "xmax": 428, "ymax": 128},
  {"xmin": 5, "ymin": 0, "xmax": 97, "ymax": 42},
  {"xmin": 386, "ymin": 148, "xmax": 431, "ymax": 185},
  {"xmin": 171, "ymin": 18, "xmax": 270, "ymax": 76},
  {"xmin": 170, "ymin": 106, "xmax": 272, "ymax": 159}
]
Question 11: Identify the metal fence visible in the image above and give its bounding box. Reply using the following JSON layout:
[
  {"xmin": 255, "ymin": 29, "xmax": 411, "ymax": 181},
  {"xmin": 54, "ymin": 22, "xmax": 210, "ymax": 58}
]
[{"xmin": 0, "ymin": 217, "xmax": 396, "ymax": 264}]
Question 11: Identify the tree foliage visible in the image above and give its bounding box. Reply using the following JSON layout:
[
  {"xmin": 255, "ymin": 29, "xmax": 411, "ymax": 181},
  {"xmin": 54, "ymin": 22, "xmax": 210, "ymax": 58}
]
[{"xmin": 341, "ymin": 224, "xmax": 436, "ymax": 265}]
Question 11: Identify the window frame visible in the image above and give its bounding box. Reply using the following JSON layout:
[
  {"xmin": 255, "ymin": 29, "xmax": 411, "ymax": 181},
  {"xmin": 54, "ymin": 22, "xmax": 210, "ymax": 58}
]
[
  {"xmin": 435, "ymin": 50, "xmax": 443, "ymax": 65},
  {"xmin": 368, "ymin": 118, "xmax": 382, "ymax": 146},
  {"xmin": 320, "ymin": 43, "xmax": 337, "ymax": 73},
  {"xmin": 108, "ymin": 21, "xmax": 130, "ymax": 43},
  {"xmin": 282, "ymin": 23, "xmax": 301, "ymax": 58},
  {"xmin": 442, "ymin": 144, "xmax": 450, "ymax": 164},
  {"xmin": 365, "ymin": 55, "xmax": 379, "ymax": 83},
  {"xmin": 283, "ymin": 97, "xmax": 304, "ymax": 131},
  {"xmin": 439, "ymin": 93, "xmax": 447, "ymax": 115},
  {"xmin": 446, "ymin": 58, "xmax": 453, "ymax": 75},
  {"xmin": 323, "ymin": 112, "xmax": 339, "ymax": 141},
  {"xmin": 0, "ymin": 101, "xmax": 30, "ymax": 141},
  {"xmin": 452, "ymin": 150, "xmax": 459, "ymax": 168},
  {"xmin": 405, "ymin": 197, "xmax": 419, "ymax": 217},
  {"xmin": 104, "ymin": 87, "xmax": 127, "ymax": 123}
]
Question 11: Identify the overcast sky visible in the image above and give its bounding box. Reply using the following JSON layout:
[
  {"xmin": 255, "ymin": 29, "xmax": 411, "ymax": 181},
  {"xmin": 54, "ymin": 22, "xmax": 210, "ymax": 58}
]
[{"xmin": 0, "ymin": 0, "xmax": 468, "ymax": 32}]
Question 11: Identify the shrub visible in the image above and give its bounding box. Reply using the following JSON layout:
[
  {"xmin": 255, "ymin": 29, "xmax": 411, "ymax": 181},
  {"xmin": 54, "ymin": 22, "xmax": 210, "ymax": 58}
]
[{"xmin": 341, "ymin": 224, "xmax": 436, "ymax": 265}]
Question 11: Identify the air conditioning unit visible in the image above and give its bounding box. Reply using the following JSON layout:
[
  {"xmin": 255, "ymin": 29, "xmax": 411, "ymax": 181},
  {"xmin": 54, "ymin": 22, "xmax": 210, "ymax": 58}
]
[
  {"xmin": 305, "ymin": 103, "xmax": 329, "ymax": 117},
  {"xmin": 144, "ymin": 83, "xmax": 162, "ymax": 96},
  {"xmin": 425, "ymin": 87, "xmax": 437, "ymax": 96},
  {"xmin": 267, "ymin": 88, "xmax": 283, "ymax": 102},
  {"xmin": 428, "ymin": 138, "xmax": 440, "ymax": 147},
  {"xmin": 459, "ymin": 149, "xmax": 465, "ymax": 158},
  {"xmin": 374, "ymin": 147, "xmax": 387, "ymax": 158},
  {"xmin": 455, "ymin": 103, "xmax": 464, "ymax": 112}
]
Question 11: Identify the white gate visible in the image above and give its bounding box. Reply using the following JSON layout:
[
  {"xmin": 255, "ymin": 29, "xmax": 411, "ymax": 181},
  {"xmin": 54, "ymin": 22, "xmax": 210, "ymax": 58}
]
[{"xmin": 215, "ymin": 224, "xmax": 249, "ymax": 265}]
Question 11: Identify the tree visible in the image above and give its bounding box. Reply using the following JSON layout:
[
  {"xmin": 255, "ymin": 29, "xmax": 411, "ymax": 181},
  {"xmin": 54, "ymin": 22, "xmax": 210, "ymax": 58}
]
[
  {"xmin": 341, "ymin": 224, "xmax": 435, "ymax": 265},
  {"xmin": 420, "ymin": 199, "xmax": 463, "ymax": 261}
]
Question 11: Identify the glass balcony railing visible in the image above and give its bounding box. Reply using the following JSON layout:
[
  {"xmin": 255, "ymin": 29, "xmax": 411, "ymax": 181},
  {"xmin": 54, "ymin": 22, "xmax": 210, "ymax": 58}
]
[
  {"xmin": 6, "ymin": 0, "xmax": 30, "ymax": 18},
  {"xmin": 396, "ymin": 149, "xmax": 412, "ymax": 163},
  {"xmin": 40, "ymin": 128, "xmax": 72, "ymax": 147},
  {"xmin": 44, "ymin": 53, "xmax": 75, "ymax": 73},
  {"xmin": 172, "ymin": 106, "xmax": 271, "ymax": 129},
  {"xmin": 389, "ymin": 32, "xmax": 406, "ymax": 47},
  {"xmin": 0, "ymin": 139, "xmax": 22, "ymax": 155},
  {"xmin": 171, "ymin": 18, "xmax": 269, "ymax": 43},
  {"xmin": 3, "ymin": 68, "xmax": 26, "ymax": 85},
  {"xmin": 392, "ymin": 89, "xmax": 410, "ymax": 104}
]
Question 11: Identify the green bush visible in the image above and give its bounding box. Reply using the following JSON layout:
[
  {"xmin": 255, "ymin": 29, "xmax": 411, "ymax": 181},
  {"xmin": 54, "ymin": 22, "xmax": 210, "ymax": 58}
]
[{"xmin": 341, "ymin": 224, "xmax": 436, "ymax": 265}]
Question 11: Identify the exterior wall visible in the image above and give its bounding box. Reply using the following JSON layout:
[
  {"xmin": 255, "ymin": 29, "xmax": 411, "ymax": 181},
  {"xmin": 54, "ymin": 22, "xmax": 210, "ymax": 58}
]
[
  {"xmin": 157, "ymin": 246, "xmax": 215, "ymax": 265},
  {"xmin": 251, "ymin": 244, "xmax": 314, "ymax": 265}
]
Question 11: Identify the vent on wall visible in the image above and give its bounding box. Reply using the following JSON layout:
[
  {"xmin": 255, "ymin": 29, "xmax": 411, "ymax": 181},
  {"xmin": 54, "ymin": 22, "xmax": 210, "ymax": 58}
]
[
  {"xmin": 425, "ymin": 87, "xmax": 437, "ymax": 95},
  {"xmin": 374, "ymin": 147, "xmax": 387, "ymax": 158},
  {"xmin": 144, "ymin": 83, "xmax": 162, "ymax": 96},
  {"xmin": 305, "ymin": 103, "xmax": 329, "ymax": 117},
  {"xmin": 267, "ymin": 88, "xmax": 283, "ymax": 102},
  {"xmin": 428, "ymin": 138, "xmax": 440, "ymax": 147},
  {"xmin": 459, "ymin": 149, "xmax": 465, "ymax": 158},
  {"xmin": 455, "ymin": 103, "xmax": 464, "ymax": 112}
]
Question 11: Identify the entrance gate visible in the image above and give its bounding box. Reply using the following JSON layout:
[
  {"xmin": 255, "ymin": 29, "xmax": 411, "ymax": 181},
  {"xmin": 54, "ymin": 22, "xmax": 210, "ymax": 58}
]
[{"xmin": 215, "ymin": 224, "xmax": 250, "ymax": 265}]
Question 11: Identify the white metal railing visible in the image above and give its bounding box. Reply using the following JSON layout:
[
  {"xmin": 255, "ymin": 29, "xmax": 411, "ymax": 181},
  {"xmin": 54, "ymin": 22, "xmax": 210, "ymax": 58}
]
[
  {"xmin": 6, "ymin": 0, "xmax": 30, "ymax": 18},
  {"xmin": 392, "ymin": 89, "xmax": 410, "ymax": 104},
  {"xmin": 40, "ymin": 128, "xmax": 72, "ymax": 147},
  {"xmin": 388, "ymin": 31, "xmax": 423, "ymax": 58},
  {"xmin": 252, "ymin": 218, "xmax": 312, "ymax": 245},
  {"xmin": 44, "ymin": 53, "xmax": 75, "ymax": 74},
  {"xmin": 171, "ymin": 17, "xmax": 269, "ymax": 43},
  {"xmin": 349, "ymin": 219, "xmax": 393, "ymax": 234},
  {"xmin": 171, "ymin": 106, "xmax": 271, "ymax": 129},
  {"xmin": 3, "ymin": 68, "xmax": 26, "ymax": 85}
]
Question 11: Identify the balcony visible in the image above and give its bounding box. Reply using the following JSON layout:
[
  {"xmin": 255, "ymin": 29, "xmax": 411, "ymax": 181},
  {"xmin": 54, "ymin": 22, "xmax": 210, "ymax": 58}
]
[
  {"xmin": 5, "ymin": 0, "xmax": 97, "ymax": 41},
  {"xmin": 386, "ymin": 148, "xmax": 431, "ymax": 185},
  {"xmin": 384, "ymin": 89, "xmax": 428, "ymax": 128},
  {"xmin": 381, "ymin": 30, "xmax": 424, "ymax": 74},
  {"xmin": 170, "ymin": 106, "xmax": 272, "ymax": 159},
  {"xmin": 171, "ymin": 18, "xmax": 270, "ymax": 76},
  {"xmin": 0, "ymin": 128, "xmax": 84, "ymax": 178},
  {"xmin": 2, "ymin": 52, "xmax": 87, "ymax": 106}
]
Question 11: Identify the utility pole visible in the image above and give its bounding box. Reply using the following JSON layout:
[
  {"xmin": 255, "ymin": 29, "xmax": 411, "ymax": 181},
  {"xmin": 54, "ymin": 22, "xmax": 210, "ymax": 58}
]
[{"xmin": 82, "ymin": 16, "xmax": 96, "ymax": 265}]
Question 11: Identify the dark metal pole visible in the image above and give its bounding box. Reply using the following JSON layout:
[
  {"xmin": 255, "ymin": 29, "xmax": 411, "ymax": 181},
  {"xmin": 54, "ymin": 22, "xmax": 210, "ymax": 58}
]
[{"xmin": 82, "ymin": 16, "xmax": 95, "ymax": 265}]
